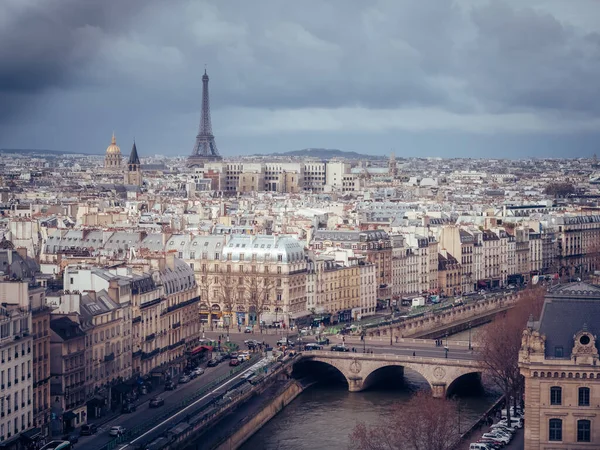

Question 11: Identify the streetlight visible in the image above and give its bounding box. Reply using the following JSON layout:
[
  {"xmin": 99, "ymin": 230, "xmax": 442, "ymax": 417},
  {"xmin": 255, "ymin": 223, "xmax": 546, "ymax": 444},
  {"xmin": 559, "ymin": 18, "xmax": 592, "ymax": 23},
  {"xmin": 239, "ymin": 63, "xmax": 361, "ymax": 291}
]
[
  {"xmin": 361, "ymin": 330, "xmax": 366, "ymax": 353},
  {"xmin": 389, "ymin": 303, "xmax": 393, "ymax": 346},
  {"xmin": 468, "ymin": 322, "xmax": 472, "ymax": 350}
]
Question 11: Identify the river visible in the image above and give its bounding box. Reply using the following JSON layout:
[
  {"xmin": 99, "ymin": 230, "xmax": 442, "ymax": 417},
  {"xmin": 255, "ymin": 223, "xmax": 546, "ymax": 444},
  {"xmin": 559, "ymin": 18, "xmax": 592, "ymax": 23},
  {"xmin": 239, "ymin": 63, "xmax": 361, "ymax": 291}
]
[{"xmin": 241, "ymin": 327, "xmax": 497, "ymax": 450}]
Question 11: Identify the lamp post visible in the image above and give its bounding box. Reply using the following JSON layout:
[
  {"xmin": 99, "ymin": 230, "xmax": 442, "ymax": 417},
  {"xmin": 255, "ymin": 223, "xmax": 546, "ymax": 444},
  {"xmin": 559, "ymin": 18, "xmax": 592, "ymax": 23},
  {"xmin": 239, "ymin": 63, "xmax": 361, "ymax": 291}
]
[
  {"xmin": 361, "ymin": 330, "xmax": 366, "ymax": 354},
  {"xmin": 468, "ymin": 322, "xmax": 472, "ymax": 350},
  {"xmin": 389, "ymin": 303, "xmax": 393, "ymax": 346}
]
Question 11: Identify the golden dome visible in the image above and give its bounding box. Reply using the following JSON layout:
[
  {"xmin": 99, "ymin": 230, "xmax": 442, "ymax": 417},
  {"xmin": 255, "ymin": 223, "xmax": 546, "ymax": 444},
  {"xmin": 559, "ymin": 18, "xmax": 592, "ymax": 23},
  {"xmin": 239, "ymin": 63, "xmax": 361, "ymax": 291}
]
[{"xmin": 106, "ymin": 133, "xmax": 121, "ymax": 155}]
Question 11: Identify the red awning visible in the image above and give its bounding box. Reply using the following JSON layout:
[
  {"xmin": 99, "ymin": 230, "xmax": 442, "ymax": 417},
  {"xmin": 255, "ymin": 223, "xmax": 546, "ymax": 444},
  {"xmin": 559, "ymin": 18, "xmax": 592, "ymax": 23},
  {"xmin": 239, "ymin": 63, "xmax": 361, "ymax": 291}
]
[{"xmin": 190, "ymin": 345, "xmax": 213, "ymax": 355}]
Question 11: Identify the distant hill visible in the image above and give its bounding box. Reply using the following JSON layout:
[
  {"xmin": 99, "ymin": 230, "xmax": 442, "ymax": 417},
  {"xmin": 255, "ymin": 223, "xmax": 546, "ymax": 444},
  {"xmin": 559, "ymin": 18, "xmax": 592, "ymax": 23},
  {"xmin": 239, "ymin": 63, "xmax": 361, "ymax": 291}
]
[{"xmin": 255, "ymin": 148, "xmax": 385, "ymax": 160}]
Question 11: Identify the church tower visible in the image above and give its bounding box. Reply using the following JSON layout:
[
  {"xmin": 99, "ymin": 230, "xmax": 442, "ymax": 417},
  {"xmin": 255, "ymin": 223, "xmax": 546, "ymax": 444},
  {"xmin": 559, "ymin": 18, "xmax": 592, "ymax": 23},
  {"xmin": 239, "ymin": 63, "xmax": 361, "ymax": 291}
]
[
  {"xmin": 104, "ymin": 133, "xmax": 122, "ymax": 169},
  {"xmin": 124, "ymin": 141, "xmax": 142, "ymax": 186}
]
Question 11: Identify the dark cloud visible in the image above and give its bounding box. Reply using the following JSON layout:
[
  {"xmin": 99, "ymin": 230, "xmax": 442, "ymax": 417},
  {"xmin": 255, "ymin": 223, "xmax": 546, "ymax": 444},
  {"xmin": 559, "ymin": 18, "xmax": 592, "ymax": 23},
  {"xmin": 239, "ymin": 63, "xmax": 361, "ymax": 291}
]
[{"xmin": 1, "ymin": 0, "xmax": 599, "ymax": 156}]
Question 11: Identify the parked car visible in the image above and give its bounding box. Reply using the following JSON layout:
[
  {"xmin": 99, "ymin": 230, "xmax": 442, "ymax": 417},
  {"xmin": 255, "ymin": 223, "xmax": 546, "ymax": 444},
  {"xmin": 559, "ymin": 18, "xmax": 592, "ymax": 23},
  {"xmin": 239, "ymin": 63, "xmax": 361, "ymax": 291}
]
[
  {"xmin": 244, "ymin": 326, "xmax": 252, "ymax": 333},
  {"xmin": 193, "ymin": 367, "xmax": 205, "ymax": 376},
  {"xmin": 229, "ymin": 358, "xmax": 240, "ymax": 367},
  {"xmin": 331, "ymin": 345, "xmax": 349, "ymax": 352},
  {"xmin": 62, "ymin": 434, "xmax": 79, "ymax": 444},
  {"xmin": 207, "ymin": 358, "xmax": 219, "ymax": 367},
  {"xmin": 469, "ymin": 444, "xmax": 491, "ymax": 450},
  {"xmin": 164, "ymin": 380, "xmax": 177, "ymax": 391},
  {"xmin": 149, "ymin": 396, "xmax": 165, "ymax": 408},
  {"xmin": 80, "ymin": 424, "xmax": 98, "ymax": 436},
  {"xmin": 179, "ymin": 375, "xmax": 190, "ymax": 384},
  {"xmin": 121, "ymin": 403, "xmax": 137, "ymax": 413},
  {"xmin": 482, "ymin": 432, "xmax": 509, "ymax": 444},
  {"xmin": 109, "ymin": 426, "xmax": 126, "ymax": 437},
  {"xmin": 316, "ymin": 337, "xmax": 330, "ymax": 345}
]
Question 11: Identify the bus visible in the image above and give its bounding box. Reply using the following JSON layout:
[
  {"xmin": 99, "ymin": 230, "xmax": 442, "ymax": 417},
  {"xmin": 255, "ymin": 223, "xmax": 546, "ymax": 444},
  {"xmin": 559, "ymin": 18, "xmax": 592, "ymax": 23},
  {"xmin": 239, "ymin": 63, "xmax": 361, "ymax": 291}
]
[{"xmin": 41, "ymin": 441, "xmax": 72, "ymax": 450}]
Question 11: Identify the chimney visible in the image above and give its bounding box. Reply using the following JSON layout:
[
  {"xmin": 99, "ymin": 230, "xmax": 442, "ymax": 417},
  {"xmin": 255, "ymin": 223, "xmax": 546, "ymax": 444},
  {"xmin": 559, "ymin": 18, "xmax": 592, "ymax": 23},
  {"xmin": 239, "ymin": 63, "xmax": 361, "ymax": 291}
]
[
  {"xmin": 16, "ymin": 247, "xmax": 27, "ymax": 259},
  {"xmin": 84, "ymin": 290, "xmax": 96, "ymax": 300},
  {"xmin": 166, "ymin": 251, "xmax": 175, "ymax": 270}
]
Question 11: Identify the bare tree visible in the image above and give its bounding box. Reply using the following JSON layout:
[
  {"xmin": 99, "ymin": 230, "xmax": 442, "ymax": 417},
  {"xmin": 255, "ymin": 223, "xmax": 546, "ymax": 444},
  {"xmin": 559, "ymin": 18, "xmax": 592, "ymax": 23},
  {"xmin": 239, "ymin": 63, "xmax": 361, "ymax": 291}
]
[
  {"xmin": 244, "ymin": 275, "xmax": 275, "ymax": 333},
  {"xmin": 215, "ymin": 269, "xmax": 238, "ymax": 336},
  {"xmin": 476, "ymin": 286, "xmax": 546, "ymax": 423},
  {"xmin": 351, "ymin": 390, "xmax": 460, "ymax": 450}
]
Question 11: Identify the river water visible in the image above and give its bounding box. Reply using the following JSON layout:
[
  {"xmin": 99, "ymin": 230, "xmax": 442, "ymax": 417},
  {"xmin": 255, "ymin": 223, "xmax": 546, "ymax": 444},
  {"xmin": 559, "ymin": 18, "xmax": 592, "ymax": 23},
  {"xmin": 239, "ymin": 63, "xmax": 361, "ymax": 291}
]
[{"xmin": 242, "ymin": 328, "xmax": 499, "ymax": 450}]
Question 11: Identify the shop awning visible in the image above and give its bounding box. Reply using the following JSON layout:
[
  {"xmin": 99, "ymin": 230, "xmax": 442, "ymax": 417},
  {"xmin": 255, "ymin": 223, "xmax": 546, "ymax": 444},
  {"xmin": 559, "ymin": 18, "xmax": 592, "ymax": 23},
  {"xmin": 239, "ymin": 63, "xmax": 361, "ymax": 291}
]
[
  {"xmin": 20, "ymin": 428, "xmax": 42, "ymax": 441},
  {"xmin": 63, "ymin": 411, "xmax": 77, "ymax": 421},
  {"xmin": 189, "ymin": 345, "xmax": 212, "ymax": 356}
]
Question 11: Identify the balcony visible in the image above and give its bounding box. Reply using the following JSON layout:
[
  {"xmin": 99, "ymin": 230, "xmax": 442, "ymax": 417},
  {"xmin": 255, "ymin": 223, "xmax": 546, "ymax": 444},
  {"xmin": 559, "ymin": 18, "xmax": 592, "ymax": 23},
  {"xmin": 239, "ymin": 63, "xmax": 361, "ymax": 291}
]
[
  {"xmin": 104, "ymin": 353, "xmax": 115, "ymax": 362},
  {"xmin": 145, "ymin": 333, "xmax": 156, "ymax": 342},
  {"xmin": 171, "ymin": 322, "xmax": 181, "ymax": 329}
]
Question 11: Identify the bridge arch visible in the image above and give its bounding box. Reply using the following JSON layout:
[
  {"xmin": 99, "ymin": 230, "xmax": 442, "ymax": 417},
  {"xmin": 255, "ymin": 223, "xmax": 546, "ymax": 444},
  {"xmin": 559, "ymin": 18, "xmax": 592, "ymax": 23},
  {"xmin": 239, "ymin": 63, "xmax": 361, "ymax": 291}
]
[
  {"xmin": 292, "ymin": 358, "xmax": 350, "ymax": 388},
  {"xmin": 446, "ymin": 371, "xmax": 484, "ymax": 398},
  {"xmin": 297, "ymin": 352, "xmax": 483, "ymax": 398}
]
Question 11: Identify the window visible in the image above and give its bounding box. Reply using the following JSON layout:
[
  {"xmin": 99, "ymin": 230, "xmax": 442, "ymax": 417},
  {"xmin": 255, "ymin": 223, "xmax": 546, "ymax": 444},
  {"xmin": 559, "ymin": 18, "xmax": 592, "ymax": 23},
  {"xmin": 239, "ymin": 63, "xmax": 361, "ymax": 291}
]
[
  {"xmin": 550, "ymin": 386, "xmax": 562, "ymax": 405},
  {"xmin": 579, "ymin": 387, "xmax": 590, "ymax": 406},
  {"xmin": 554, "ymin": 346, "xmax": 564, "ymax": 357},
  {"xmin": 549, "ymin": 418, "xmax": 562, "ymax": 441},
  {"xmin": 578, "ymin": 419, "xmax": 591, "ymax": 442}
]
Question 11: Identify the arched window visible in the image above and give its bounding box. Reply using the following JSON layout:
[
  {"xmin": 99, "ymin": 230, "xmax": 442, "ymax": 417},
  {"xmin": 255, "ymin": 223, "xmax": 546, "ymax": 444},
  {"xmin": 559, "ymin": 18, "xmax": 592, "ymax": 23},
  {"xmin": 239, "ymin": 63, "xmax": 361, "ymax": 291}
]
[
  {"xmin": 577, "ymin": 420, "xmax": 591, "ymax": 442},
  {"xmin": 549, "ymin": 418, "xmax": 562, "ymax": 441},
  {"xmin": 579, "ymin": 387, "xmax": 590, "ymax": 406},
  {"xmin": 550, "ymin": 386, "xmax": 562, "ymax": 405}
]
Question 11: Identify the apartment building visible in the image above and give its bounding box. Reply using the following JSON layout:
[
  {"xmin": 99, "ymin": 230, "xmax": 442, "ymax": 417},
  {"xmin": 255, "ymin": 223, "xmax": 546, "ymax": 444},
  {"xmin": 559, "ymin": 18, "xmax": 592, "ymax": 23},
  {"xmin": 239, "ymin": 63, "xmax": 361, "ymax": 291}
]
[
  {"xmin": 0, "ymin": 280, "xmax": 34, "ymax": 450},
  {"xmin": 306, "ymin": 253, "xmax": 361, "ymax": 323},
  {"xmin": 31, "ymin": 288, "xmax": 51, "ymax": 439},
  {"xmin": 554, "ymin": 215, "xmax": 600, "ymax": 275},
  {"xmin": 49, "ymin": 316, "xmax": 86, "ymax": 435},
  {"xmin": 438, "ymin": 250, "xmax": 461, "ymax": 297},
  {"xmin": 312, "ymin": 230, "xmax": 392, "ymax": 303},
  {"xmin": 439, "ymin": 227, "xmax": 475, "ymax": 294},
  {"xmin": 202, "ymin": 160, "xmax": 357, "ymax": 194}
]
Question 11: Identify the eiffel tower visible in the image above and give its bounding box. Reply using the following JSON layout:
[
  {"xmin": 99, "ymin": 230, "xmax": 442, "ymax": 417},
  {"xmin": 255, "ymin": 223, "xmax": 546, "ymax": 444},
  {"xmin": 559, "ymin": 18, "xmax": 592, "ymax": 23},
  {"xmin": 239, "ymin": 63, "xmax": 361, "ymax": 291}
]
[{"xmin": 188, "ymin": 69, "xmax": 223, "ymax": 167}]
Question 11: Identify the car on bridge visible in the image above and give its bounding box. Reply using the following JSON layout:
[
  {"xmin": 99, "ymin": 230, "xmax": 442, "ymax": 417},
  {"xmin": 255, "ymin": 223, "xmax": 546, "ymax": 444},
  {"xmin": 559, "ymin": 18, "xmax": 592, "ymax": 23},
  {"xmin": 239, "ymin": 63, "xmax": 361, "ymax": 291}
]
[
  {"xmin": 330, "ymin": 344, "xmax": 349, "ymax": 352},
  {"xmin": 304, "ymin": 343, "xmax": 323, "ymax": 351}
]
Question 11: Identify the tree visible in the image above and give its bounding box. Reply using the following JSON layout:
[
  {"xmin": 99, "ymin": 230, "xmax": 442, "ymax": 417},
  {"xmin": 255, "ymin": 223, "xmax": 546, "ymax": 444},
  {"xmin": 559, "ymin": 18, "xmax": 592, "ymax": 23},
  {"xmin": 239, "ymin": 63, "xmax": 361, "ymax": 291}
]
[
  {"xmin": 544, "ymin": 182, "xmax": 575, "ymax": 198},
  {"xmin": 350, "ymin": 390, "xmax": 460, "ymax": 450},
  {"xmin": 215, "ymin": 269, "xmax": 238, "ymax": 335},
  {"xmin": 476, "ymin": 286, "xmax": 545, "ymax": 424},
  {"xmin": 244, "ymin": 275, "xmax": 275, "ymax": 333}
]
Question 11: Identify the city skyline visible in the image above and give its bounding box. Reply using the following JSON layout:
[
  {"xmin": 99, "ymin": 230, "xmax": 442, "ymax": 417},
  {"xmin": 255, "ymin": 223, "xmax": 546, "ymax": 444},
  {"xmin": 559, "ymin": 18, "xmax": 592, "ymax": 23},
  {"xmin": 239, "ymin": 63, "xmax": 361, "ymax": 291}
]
[{"xmin": 2, "ymin": 0, "xmax": 600, "ymax": 158}]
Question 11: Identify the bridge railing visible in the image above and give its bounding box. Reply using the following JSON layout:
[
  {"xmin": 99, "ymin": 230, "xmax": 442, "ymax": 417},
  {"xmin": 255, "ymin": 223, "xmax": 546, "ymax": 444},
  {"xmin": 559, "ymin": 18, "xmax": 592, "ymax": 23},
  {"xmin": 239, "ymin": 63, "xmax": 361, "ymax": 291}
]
[{"xmin": 302, "ymin": 350, "xmax": 481, "ymax": 366}]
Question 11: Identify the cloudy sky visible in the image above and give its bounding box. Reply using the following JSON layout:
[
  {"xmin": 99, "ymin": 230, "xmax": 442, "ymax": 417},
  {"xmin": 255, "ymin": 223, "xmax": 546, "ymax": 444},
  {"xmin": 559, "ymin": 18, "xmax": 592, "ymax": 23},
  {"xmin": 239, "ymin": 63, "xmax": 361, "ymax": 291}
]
[{"xmin": 2, "ymin": 0, "xmax": 600, "ymax": 158}]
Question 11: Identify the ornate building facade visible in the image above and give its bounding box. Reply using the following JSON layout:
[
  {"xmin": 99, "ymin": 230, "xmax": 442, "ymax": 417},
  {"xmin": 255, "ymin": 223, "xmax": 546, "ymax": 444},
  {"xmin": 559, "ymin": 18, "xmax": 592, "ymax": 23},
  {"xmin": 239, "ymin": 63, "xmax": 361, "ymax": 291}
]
[
  {"xmin": 519, "ymin": 283, "xmax": 600, "ymax": 449},
  {"xmin": 104, "ymin": 133, "xmax": 122, "ymax": 170}
]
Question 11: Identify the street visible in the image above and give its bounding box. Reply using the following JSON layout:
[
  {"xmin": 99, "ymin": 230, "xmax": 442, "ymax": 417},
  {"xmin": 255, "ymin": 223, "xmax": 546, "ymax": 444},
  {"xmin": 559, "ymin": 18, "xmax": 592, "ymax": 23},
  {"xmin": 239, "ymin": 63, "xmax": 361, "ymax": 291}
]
[
  {"xmin": 81, "ymin": 358, "xmax": 236, "ymax": 449},
  {"xmin": 204, "ymin": 329, "xmax": 478, "ymax": 361}
]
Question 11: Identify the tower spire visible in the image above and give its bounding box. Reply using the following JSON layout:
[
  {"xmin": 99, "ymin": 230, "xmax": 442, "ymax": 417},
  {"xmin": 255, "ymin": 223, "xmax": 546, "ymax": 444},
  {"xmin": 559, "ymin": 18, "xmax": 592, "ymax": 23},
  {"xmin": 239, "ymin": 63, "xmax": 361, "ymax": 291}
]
[{"xmin": 188, "ymin": 69, "xmax": 222, "ymax": 167}]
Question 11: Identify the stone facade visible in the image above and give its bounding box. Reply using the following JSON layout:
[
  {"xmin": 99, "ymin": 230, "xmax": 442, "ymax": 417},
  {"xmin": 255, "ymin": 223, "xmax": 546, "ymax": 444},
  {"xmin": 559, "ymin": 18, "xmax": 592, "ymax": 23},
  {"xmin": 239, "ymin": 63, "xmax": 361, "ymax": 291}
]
[
  {"xmin": 299, "ymin": 351, "xmax": 481, "ymax": 398},
  {"xmin": 519, "ymin": 283, "xmax": 600, "ymax": 449}
]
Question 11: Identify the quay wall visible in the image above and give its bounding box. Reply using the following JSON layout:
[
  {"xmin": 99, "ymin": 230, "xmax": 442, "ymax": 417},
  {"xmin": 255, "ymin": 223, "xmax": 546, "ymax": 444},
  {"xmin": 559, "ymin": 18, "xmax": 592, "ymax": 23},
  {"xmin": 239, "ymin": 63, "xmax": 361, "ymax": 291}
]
[
  {"xmin": 215, "ymin": 379, "xmax": 305, "ymax": 450},
  {"xmin": 367, "ymin": 293, "xmax": 519, "ymax": 340}
]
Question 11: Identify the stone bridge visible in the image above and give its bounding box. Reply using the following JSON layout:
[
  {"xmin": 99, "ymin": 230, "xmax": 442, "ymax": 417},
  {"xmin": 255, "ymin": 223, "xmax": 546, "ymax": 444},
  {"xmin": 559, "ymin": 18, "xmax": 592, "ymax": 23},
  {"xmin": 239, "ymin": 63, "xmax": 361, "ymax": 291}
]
[{"xmin": 296, "ymin": 351, "xmax": 483, "ymax": 398}]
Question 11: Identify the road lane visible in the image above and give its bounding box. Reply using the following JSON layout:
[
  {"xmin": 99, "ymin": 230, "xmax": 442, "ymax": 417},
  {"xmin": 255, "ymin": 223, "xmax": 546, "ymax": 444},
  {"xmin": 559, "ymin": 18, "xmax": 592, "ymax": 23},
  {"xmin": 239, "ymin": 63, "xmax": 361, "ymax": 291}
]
[{"xmin": 81, "ymin": 359, "xmax": 235, "ymax": 449}]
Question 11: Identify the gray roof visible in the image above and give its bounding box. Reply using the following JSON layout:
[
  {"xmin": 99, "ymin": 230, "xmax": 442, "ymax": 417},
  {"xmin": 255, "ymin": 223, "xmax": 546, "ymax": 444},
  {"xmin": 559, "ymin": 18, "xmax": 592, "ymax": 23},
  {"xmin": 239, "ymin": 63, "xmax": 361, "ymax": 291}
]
[
  {"xmin": 159, "ymin": 258, "xmax": 196, "ymax": 295},
  {"xmin": 538, "ymin": 282, "xmax": 600, "ymax": 358},
  {"xmin": 0, "ymin": 249, "xmax": 39, "ymax": 279},
  {"xmin": 313, "ymin": 229, "xmax": 389, "ymax": 242},
  {"xmin": 223, "ymin": 235, "xmax": 304, "ymax": 263}
]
